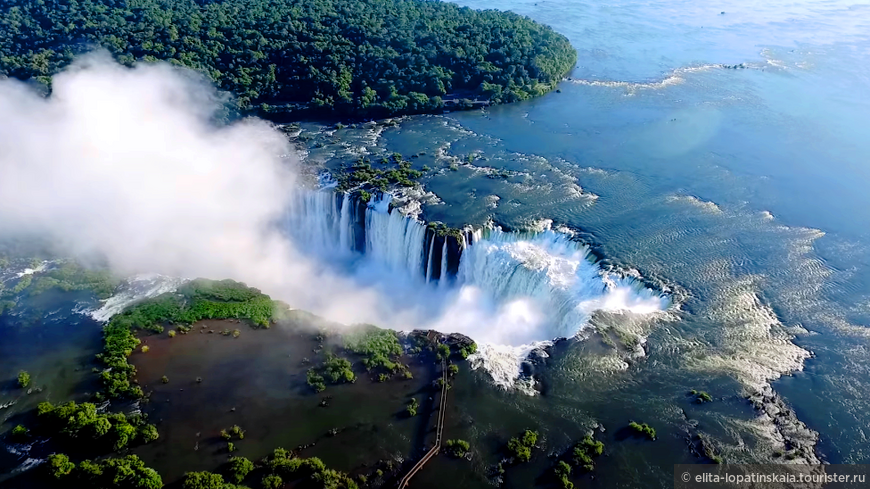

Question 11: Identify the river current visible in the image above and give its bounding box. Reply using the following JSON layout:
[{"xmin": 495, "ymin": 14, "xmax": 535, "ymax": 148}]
[
  {"xmin": 1, "ymin": 0, "xmax": 868, "ymax": 486},
  {"xmin": 291, "ymin": 0, "xmax": 870, "ymax": 476}
]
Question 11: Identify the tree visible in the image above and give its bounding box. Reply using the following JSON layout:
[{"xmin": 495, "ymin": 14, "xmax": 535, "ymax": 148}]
[
  {"xmin": 323, "ymin": 354, "xmax": 355, "ymax": 384},
  {"xmin": 225, "ymin": 457, "xmax": 254, "ymax": 483},
  {"xmin": 35, "ymin": 400, "xmax": 158, "ymax": 452},
  {"xmin": 554, "ymin": 460, "xmax": 574, "ymax": 489},
  {"xmin": 0, "ymin": 0, "xmax": 577, "ymax": 118},
  {"xmin": 506, "ymin": 430, "xmax": 538, "ymax": 463},
  {"xmin": 17, "ymin": 370, "xmax": 30, "ymax": 388},
  {"xmin": 555, "ymin": 460, "xmax": 571, "ymax": 478},
  {"xmin": 262, "ymin": 474, "xmax": 282, "ymax": 489},
  {"xmin": 47, "ymin": 453, "xmax": 75, "ymax": 479},
  {"xmin": 139, "ymin": 424, "xmax": 159, "ymax": 443},
  {"xmin": 73, "ymin": 455, "xmax": 163, "ymax": 489},
  {"xmin": 182, "ymin": 471, "xmax": 225, "ymax": 489},
  {"xmin": 436, "ymin": 344, "xmax": 450, "ymax": 360}
]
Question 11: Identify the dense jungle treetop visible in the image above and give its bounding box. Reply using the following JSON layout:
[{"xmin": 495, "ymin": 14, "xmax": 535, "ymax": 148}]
[{"xmin": 0, "ymin": 0, "xmax": 577, "ymax": 117}]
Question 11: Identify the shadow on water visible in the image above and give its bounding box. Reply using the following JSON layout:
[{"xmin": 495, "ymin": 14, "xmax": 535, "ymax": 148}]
[{"xmin": 126, "ymin": 315, "xmax": 439, "ymax": 484}]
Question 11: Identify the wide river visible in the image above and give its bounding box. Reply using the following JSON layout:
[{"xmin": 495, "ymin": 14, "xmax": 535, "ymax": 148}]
[
  {"xmin": 296, "ymin": 0, "xmax": 870, "ymax": 478},
  {"xmin": 1, "ymin": 0, "xmax": 868, "ymax": 487}
]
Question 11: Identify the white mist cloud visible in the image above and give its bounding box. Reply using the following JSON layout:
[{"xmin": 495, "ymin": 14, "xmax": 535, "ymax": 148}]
[
  {"xmin": 0, "ymin": 54, "xmax": 669, "ymax": 390},
  {"xmin": 0, "ymin": 53, "xmax": 387, "ymax": 324}
]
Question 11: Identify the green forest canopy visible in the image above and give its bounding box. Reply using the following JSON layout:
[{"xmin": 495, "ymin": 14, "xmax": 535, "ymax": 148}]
[{"xmin": 0, "ymin": 0, "xmax": 577, "ymax": 117}]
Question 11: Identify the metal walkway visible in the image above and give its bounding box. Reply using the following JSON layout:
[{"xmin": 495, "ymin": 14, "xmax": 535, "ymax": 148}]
[{"xmin": 397, "ymin": 359, "xmax": 448, "ymax": 488}]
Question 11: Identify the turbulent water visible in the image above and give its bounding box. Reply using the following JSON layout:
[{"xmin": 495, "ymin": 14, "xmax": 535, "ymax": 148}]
[
  {"xmin": 3, "ymin": 0, "xmax": 869, "ymax": 485},
  {"xmin": 282, "ymin": 190, "xmax": 669, "ymax": 389},
  {"xmin": 281, "ymin": 0, "xmax": 870, "ymax": 474}
]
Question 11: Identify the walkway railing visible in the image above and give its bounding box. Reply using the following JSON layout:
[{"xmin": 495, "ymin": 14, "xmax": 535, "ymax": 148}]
[{"xmin": 398, "ymin": 358, "xmax": 448, "ymax": 489}]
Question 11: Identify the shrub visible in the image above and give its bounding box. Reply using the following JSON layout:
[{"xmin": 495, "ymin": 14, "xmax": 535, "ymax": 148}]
[
  {"xmin": 161, "ymin": 376, "xmax": 169, "ymax": 384},
  {"xmin": 570, "ymin": 435, "xmax": 603, "ymax": 471},
  {"xmin": 225, "ymin": 456, "xmax": 254, "ymax": 483},
  {"xmin": 168, "ymin": 330, "xmax": 176, "ymax": 338},
  {"xmin": 344, "ymin": 326, "xmax": 402, "ymax": 373},
  {"xmin": 11, "ymin": 424, "xmax": 28, "ymax": 441},
  {"xmin": 17, "ymin": 370, "xmax": 30, "ymax": 388},
  {"xmin": 307, "ymin": 370, "xmax": 326, "ymax": 393},
  {"xmin": 406, "ymin": 398, "xmax": 419, "ymax": 417},
  {"xmin": 506, "ymin": 430, "xmax": 538, "ymax": 463},
  {"xmin": 262, "ymin": 474, "xmax": 283, "ymax": 489},
  {"xmin": 227, "ymin": 442, "xmax": 236, "ymax": 453},
  {"xmin": 139, "ymin": 424, "xmax": 159, "ymax": 443},
  {"xmin": 690, "ymin": 390, "xmax": 713, "ymax": 403},
  {"xmin": 323, "ymin": 354, "xmax": 355, "ymax": 384},
  {"xmin": 459, "ymin": 342, "xmax": 478, "ymax": 359},
  {"xmin": 448, "ymin": 364, "xmax": 459, "ymax": 375},
  {"xmin": 445, "ymin": 439, "xmax": 470, "ymax": 458},
  {"xmin": 141, "ymin": 345, "xmax": 150, "ymax": 353},
  {"xmin": 628, "ymin": 422, "xmax": 656, "ymax": 440},
  {"xmin": 554, "ymin": 460, "xmax": 572, "ymax": 485}
]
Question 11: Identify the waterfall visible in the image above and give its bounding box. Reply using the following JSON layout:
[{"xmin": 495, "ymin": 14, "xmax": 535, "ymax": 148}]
[
  {"xmin": 284, "ymin": 188, "xmax": 668, "ymax": 341},
  {"xmin": 286, "ymin": 190, "xmax": 431, "ymax": 278},
  {"xmin": 285, "ymin": 190, "xmax": 347, "ymax": 255},
  {"xmin": 338, "ymin": 193, "xmax": 351, "ymax": 252},
  {"xmin": 365, "ymin": 200, "xmax": 427, "ymax": 274},
  {"xmin": 438, "ymin": 240, "xmax": 449, "ymax": 289},
  {"xmin": 425, "ymin": 235, "xmax": 435, "ymax": 283}
]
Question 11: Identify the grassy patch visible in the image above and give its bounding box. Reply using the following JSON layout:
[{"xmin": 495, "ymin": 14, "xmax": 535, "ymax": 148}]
[{"xmin": 98, "ymin": 279, "xmax": 284, "ymax": 399}]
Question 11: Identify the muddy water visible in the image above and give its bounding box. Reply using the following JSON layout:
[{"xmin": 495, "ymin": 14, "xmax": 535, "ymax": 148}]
[{"xmin": 131, "ymin": 315, "xmax": 439, "ymax": 483}]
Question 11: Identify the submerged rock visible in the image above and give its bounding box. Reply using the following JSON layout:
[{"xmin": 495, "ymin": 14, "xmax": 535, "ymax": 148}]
[{"xmin": 747, "ymin": 386, "xmax": 820, "ymax": 464}]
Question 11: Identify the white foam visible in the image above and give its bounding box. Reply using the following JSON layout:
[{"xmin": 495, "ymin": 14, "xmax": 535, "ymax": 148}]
[
  {"xmin": 15, "ymin": 261, "xmax": 48, "ymax": 278},
  {"xmin": 283, "ymin": 192, "xmax": 668, "ymax": 390},
  {"xmin": 568, "ymin": 63, "xmax": 723, "ymax": 94},
  {"xmin": 89, "ymin": 273, "xmax": 187, "ymax": 322},
  {"xmin": 666, "ymin": 194, "xmax": 723, "ymax": 213}
]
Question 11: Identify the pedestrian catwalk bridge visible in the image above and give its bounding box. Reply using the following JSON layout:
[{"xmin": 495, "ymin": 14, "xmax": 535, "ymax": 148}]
[{"xmin": 397, "ymin": 359, "xmax": 448, "ymax": 488}]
